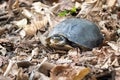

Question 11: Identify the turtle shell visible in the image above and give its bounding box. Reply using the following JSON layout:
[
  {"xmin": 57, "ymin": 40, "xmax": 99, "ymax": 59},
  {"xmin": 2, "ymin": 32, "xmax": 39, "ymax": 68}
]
[{"xmin": 47, "ymin": 18, "xmax": 104, "ymax": 49}]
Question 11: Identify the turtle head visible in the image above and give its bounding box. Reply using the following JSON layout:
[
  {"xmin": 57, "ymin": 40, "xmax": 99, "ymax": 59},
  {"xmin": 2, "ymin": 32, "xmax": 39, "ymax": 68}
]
[
  {"xmin": 46, "ymin": 35, "xmax": 73, "ymax": 50},
  {"xmin": 49, "ymin": 35, "xmax": 66, "ymax": 46}
]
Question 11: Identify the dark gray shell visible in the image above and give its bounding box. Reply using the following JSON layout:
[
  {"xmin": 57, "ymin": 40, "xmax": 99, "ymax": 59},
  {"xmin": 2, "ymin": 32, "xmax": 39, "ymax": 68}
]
[{"xmin": 47, "ymin": 18, "xmax": 104, "ymax": 49}]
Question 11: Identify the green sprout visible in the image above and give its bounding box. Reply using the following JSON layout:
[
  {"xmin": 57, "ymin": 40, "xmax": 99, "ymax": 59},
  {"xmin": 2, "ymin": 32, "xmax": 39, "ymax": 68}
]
[
  {"xmin": 58, "ymin": 10, "xmax": 69, "ymax": 17},
  {"xmin": 58, "ymin": 7, "xmax": 77, "ymax": 17}
]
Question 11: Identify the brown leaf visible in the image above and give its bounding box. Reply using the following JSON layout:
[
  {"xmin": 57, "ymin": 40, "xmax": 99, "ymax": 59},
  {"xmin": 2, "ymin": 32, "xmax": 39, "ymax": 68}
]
[
  {"xmin": 107, "ymin": 0, "xmax": 117, "ymax": 8},
  {"xmin": 8, "ymin": 0, "xmax": 19, "ymax": 10},
  {"xmin": 0, "ymin": 27, "xmax": 6, "ymax": 35},
  {"xmin": 50, "ymin": 65, "xmax": 90, "ymax": 80},
  {"xmin": 73, "ymin": 68, "xmax": 90, "ymax": 80},
  {"xmin": 16, "ymin": 68, "xmax": 29, "ymax": 80},
  {"xmin": 38, "ymin": 62, "xmax": 55, "ymax": 76},
  {"xmin": 0, "ymin": 56, "xmax": 8, "ymax": 67},
  {"xmin": 22, "ymin": 17, "xmax": 48, "ymax": 36}
]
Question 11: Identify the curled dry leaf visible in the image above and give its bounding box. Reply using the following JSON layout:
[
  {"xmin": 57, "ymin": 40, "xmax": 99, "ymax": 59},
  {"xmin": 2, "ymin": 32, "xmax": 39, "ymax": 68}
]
[
  {"xmin": 11, "ymin": 0, "xmax": 19, "ymax": 9},
  {"xmin": 38, "ymin": 62, "xmax": 55, "ymax": 76},
  {"xmin": 50, "ymin": 65, "xmax": 90, "ymax": 80},
  {"xmin": 7, "ymin": 0, "xmax": 17, "ymax": 10},
  {"xmin": 22, "ymin": 17, "xmax": 48, "ymax": 36},
  {"xmin": 73, "ymin": 68, "xmax": 90, "ymax": 80},
  {"xmin": 31, "ymin": 2, "xmax": 54, "ymax": 27}
]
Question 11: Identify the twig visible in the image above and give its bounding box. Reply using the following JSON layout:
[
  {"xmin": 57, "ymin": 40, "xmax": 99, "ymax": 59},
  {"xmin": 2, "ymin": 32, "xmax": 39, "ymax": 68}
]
[{"xmin": 3, "ymin": 60, "xmax": 16, "ymax": 76}]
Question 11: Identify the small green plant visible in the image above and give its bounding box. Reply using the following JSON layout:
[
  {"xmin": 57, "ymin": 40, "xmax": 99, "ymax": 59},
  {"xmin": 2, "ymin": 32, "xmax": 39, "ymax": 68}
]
[
  {"xmin": 70, "ymin": 7, "xmax": 77, "ymax": 14},
  {"xmin": 58, "ymin": 10, "xmax": 69, "ymax": 17},
  {"xmin": 58, "ymin": 7, "xmax": 77, "ymax": 17}
]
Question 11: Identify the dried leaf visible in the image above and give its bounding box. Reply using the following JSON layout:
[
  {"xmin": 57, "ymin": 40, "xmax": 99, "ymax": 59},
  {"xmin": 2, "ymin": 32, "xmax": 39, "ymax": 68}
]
[
  {"xmin": 17, "ymin": 61, "xmax": 32, "ymax": 68},
  {"xmin": 56, "ymin": 59, "xmax": 72, "ymax": 64},
  {"xmin": 78, "ymin": 0, "xmax": 97, "ymax": 15},
  {"xmin": 111, "ymin": 57, "xmax": 119, "ymax": 67},
  {"xmin": 75, "ymin": 2, "xmax": 81, "ymax": 9},
  {"xmin": 51, "ymin": 65, "xmax": 90, "ymax": 80},
  {"xmin": 38, "ymin": 62, "xmax": 55, "ymax": 76},
  {"xmin": 23, "ymin": 17, "xmax": 48, "ymax": 36},
  {"xmin": 107, "ymin": 0, "xmax": 117, "ymax": 7},
  {"xmin": 19, "ymin": 30, "xmax": 26, "ymax": 38},
  {"xmin": 26, "ymin": 47, "xmax": 39, "ymax": 61},
  {"xmin": 118, "ymin": 0, "xmax": 120, "ymax": 6},
  {"xmin": 7, "ymin": 0, "xmax": 19, "ymax": 13},
  {"xmin": 0, "ymin": 56, "xmax": 8, "ymax": 67},
  {"xmin": 16, "ymin": 68, "xmax": 29, "ymax": 80},
  {"xmin": 0, "ymin": 45, "xmax": 7, "ymax": 56},
  {"xmin": 22, "ymin": 8, "xmax": 34, "ymax": 19},
  {"xmin": 0, "ymin": 27, "xmax": 6, "ymax": 35},
  {"xmin": 29, "ymin": 71, "xmax": 50, "ymax": 80},
  {"xmin": 73, "ymin": 68, "xmax": 90, "ymax": 80},
  {"xmin": 101, "ymin": 57, "xmax": 111, "ymax": 69},
  {"xmin": 4, "ymin": 60, "xmax": 16, "ymax": 76},
  {"xmin": 107, "ymin": 42, "xmax": 120, "ymax": 53},
  {"xmin": 0, "ymin": 2, "xmax": 7, "ymax": 11},
  {"xmin": 32, "ymin": 2, "xmax": 49, "ymax": 14},
  {"xmin": 99, "ymin": 21, "xmax": 115, "ymax": 41},
  {"xmin": 12, "ymin": 0, "xmax": 19, "ymax": 9},
  {"xmin": 13, "ymin": 18, "xmax": 27, "ymax": 28},
  {"xmin": 36, "ymin": 31, "xmax": 47, "ymax": 46},
  {"xmin": 0, "ymin": 75, "xmax": 11, "ymax": 80},
  {"xmin": 68, "ymin": 48, "xmax": 81, "ymax": 63}
]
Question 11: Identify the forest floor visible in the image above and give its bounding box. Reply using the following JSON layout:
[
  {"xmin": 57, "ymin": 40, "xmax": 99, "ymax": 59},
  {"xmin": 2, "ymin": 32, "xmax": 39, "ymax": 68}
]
[{"xmin": 0, "ymin": 0, "xmax": 120, "ymax": 80}]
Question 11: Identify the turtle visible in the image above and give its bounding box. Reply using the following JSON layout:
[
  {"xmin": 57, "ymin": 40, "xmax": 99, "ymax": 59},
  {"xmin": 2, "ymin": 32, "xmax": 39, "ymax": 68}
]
[{"xmin": 46, "ymin": 18, "xmax": 104, "ymax": 50}]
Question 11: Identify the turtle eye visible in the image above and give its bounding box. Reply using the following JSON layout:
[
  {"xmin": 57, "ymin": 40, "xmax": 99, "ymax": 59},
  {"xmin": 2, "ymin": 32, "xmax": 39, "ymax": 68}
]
[
  {"xmin": 50, "ymin": 35, "xmax": 66, "ymax": 45},
  {"xmin": 51, "ymin": 36, "xmax": 62, "ymax": 43}
]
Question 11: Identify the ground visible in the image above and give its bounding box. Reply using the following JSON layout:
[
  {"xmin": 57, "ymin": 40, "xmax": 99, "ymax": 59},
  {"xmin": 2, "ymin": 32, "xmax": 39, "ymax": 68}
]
[{"xmin": 0, "ymin": 0, "xmax": 120, "ymax": 80}]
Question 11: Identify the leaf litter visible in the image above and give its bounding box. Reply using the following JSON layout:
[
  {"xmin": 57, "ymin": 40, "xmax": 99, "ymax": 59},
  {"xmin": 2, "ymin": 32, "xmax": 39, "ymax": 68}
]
[{"xmin": 0, "ymin": 0, "xmax": 120, "ymax": 80}]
